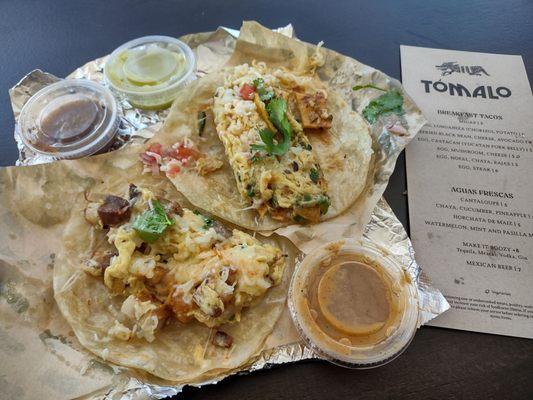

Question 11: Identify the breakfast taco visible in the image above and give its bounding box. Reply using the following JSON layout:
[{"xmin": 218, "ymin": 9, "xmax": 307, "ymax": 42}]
[
  {"xmin": 53, "ymin": 184, "xmax": 295, "ymax": 382},
  {"xmin": 143, "ymin": 61, "xmax": 373, "ymax": 231}
]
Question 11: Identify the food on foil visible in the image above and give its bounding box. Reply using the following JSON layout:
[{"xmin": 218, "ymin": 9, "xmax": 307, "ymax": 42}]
[
  {"xmin": 54, "ymin": 184, "xmax": 294, "ymax": 381},
  {"xmin": 2, "ymin": 21, "xmax": 437, "ymax": 398},
  {"xmin": 156, "ymin": 61, "xmax": 373, "ymax": 230},
  {"xmin": 289, "ymin": 241, "xmax": 419, "ymax": 368},
  {"xmin": 104, "ymin": 36, "xmax": 196, "ymax": 109}
]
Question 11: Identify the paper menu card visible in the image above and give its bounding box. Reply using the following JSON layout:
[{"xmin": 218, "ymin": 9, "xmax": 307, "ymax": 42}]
[{"xmin": 401, "ymin": 45, "xmax": 533, "ymax": 338}]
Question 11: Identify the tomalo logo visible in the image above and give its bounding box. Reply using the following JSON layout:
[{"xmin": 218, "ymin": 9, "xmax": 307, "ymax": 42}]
[
  {"xmin": 435, "ymin": 61, "xmax": 490, "ymax": 76},
  {"xmin": 420, "ymin": 59, "xmax": 510, "ymax": 99}
]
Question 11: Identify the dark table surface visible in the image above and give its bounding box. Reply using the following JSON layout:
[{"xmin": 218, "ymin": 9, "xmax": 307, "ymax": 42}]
[{"xmin": 1, "ymin": 0, "xmax": 532, "ymax": 399}]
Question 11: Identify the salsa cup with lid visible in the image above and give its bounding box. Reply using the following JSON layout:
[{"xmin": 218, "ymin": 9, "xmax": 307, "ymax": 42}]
[
  {"xmin": 17, "ymin": 79, "xmax": 119, "ymax": 160},
  {"xmin": 104, "ymin": 35, "xmax": 196, "ymax": 109},
  {"xmin": 289, "ymin": 240, "xmax": 419, "ymax": 368}
]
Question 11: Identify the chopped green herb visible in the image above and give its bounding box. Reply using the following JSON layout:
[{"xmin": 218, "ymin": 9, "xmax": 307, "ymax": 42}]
[
  {"xmin": 251, "ymin": 153, "xmax": 262, "ymax": 163},
  {"xmin": 362, "ymin": 90, "xmax": 404, "ymax": 124},
  {"xmin": 250, "ymin": 97, "xmax": 293, "ymax": 156},
  {"xmin": 293, "ymin": 214, "xmax": 307, "ymax": 223},
  {"xmin": 299, "ymin": 141, "xmax": 312, "ymax": 151},
  {"xmin": 318, "ymin": 196, "xmax": 330, "ymax": 215},
  {"xmin": 253, "ymin": 78, "xmax": 274, "ymax": 102},
  {"xmin": 309, "ymin": 168, "xmax": 320, "ymax": 183},
  {"xmin": 352, "ymin": 84, "xmax": 387, "ymax": 92},
  {"xmin": 270, "ymin": 196, "xmax": 279, "ymax": 208},
  {"xmin": 198, "ymin": 111, "xmax": 207, "ymax": 136},
  {"xmin": 267, "ymin": 97, "xmax": 292, "ymax": 135},
  {"xmin": 202, "ymin": 217, "xmax": 214, "ymax": 229},
  {"xmin": 251, "ymin": 128, "xmax": 290, "ymax": 156},
  {"xmin": 193, "ymin": 209, "xmax": 214, "ymax": 229},
  {"xmin": 133, "ymin": 200, "xmax": 173, "ymax": 243},
  {"xmin": 246, "ymin": 183, "xmax": 255, "ymax": 198},
  {"xmin": 296, "ymin": 194, "xmax": 330, "ymax": 214}
]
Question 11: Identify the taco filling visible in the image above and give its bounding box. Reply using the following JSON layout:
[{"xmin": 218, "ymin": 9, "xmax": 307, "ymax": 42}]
[
  {"xmin": 212, "ymin": 63, "xmax": 332, "ymax": 223},
  {"xmin": 83, "ymin": 185, "xmax": 286, "ymax": 343}
]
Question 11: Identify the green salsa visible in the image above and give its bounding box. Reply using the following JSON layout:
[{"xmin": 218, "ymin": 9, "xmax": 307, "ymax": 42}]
[{"xmin": 106, "ymin": 45, "xmax": 187, "ymax": 92}]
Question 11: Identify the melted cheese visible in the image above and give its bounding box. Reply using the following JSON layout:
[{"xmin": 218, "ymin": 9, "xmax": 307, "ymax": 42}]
[
  {"xmin": 104, "ymin": 226, "xmax": 142, "ymax": 291},
  {"xmin": 96, "ymin": 187, "xmax": 285, "ymax": 341}
]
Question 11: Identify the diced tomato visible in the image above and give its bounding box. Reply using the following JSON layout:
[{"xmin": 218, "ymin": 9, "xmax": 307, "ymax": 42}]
[
  {"xmin": 147, "ymin": 142, "xmax": 163, "ymax": 155},
  {"xmin": 165, "ymin": 143, "xmax": 201, "ymax": 165},
  {"xmin": 177, "ymin": 145, "xmax": 201, "ymax": 161},
  {"xmin": 167, "ymin": 162, "xmax": 181, "ymax": 178},
  {"xmin": 239, "ymin": 83, "xmax": 255, "ymax": 100}
]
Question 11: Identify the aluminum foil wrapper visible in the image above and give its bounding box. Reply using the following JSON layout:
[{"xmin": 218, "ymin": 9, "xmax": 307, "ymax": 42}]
[{"xmin": 5, "ymin": 23, "xmax": 448, "ymax": 399}]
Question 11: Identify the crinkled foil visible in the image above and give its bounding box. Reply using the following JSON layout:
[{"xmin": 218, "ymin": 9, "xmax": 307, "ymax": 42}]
[{"xmin": 6, "ymin": 24, "xmax": 448, "ymax": 399}]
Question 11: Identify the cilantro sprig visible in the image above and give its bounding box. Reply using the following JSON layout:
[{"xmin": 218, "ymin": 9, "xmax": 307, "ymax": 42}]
[
  {"xmin": 133, "ymin": 200, "xmax": 173, "ymax": 243},
  {"xmin": 246, "ymin": 183, "xmax": 256, "ymax": 198},
  {"xmin": 251, "ymin": 97, "xmax": 292, "ymax": 156},
  {"xmin": 309, "ymin": 168, "xmax": 320, "ymax": 183},
  {"xmin": 253, "ymin": 78, "xmax": 274, "ymax": 102},
  {"xmin": 352, "ymin": 84, "xmax": 387, "ymax": 92},
  {"xmin": 298, "ymin": 194, "xmax": 330, "ymax": 215},
  {"xmin": 193, "ymin": 210, "xmax": 214, "ymax": 229},
  {"xmin": 251, "ymin": 128, "xmax": 290, "ymax": 156},
  {"xmin": 358, "ymin": 89, "xmax": 405, "ymax": 124}
]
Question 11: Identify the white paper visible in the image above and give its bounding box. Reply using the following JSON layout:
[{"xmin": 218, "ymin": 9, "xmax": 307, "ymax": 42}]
[{"xmin": 401, "ymin": 45, "xmax": 533, "ymax": 339}]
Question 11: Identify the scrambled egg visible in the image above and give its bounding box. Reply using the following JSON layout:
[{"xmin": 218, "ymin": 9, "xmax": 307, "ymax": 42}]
[
  {"xmin": 213, "ymin": 62, "xmax": 330, "ymax": 223},
  {"xmin": 86, "ymin": 187, "xmax": 285, "ymax": 342}
]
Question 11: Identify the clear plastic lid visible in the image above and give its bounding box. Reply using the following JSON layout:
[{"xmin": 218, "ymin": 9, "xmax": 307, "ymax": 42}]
[
  {"xmin": 18, "ymin": 79, "xmax": 119, "ymax": 159},
  {"xmin": 104, "ymin": 36, "xmax": 196, "ymax": 109},
  {"xmin": 289, "ymin": 241, "xmax": 419, "ymax": 368}
]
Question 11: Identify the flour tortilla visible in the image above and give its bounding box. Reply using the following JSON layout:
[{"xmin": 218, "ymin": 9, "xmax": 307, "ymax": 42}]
[
  {"xmin": 158, "ymin": 68, "xmax": 372, "ymax": 232},
  {"xmin": 53, "ymin": 194, "xmax": 296, "ymax": 383}
]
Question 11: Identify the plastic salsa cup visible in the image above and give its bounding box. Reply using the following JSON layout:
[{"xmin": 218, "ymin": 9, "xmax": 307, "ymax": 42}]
[
  {"xmin": 104, "ymin": 35, "xmax": 196, "ymax": 110},
  {"xmin": 288, "ymin": 240, "xmax": 419, "ymax": 368},
  {"xmin": 17, "ymin": 79, "xmax": 119, "ymax": 160}
]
